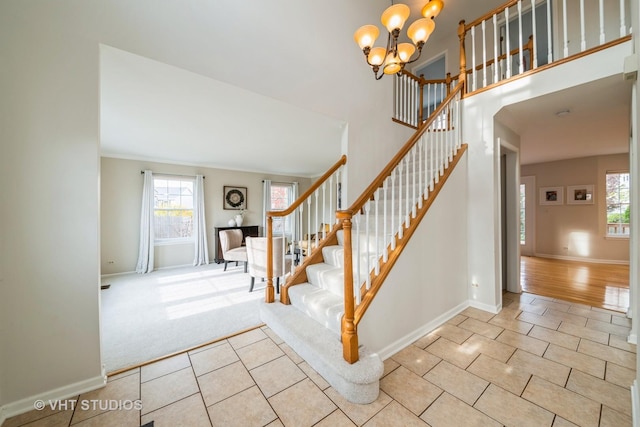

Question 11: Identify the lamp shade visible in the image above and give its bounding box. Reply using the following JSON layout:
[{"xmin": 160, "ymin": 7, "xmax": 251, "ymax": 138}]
[
  {"xmin": 407, "ymin": 18, "xmax": 435, "ymax": 45},
  {"xmin": 383, "ymin": 52, "xmax": 402, "ymax": 74},
  {"xmin": 381, "ymin": 4, "xmax": 410, "ymax": 32},
  {"xmin": 397, "ymin": 43, "xmax": 416, "ymax": 62},
  {"xmin": 354, "ymin": 25, "xmax": 380, "ymax": 50},
  {"xmin": 422, "ymin": 0, "xmax": 444, "ymax": 19},
  {"xmin": 367, "ymin": 47, "xmax": 387, "ymax": 66}
]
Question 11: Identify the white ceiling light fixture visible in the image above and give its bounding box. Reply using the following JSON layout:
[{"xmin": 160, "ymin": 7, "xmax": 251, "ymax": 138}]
[{"xmin": 354, "ymin": 0, "xmax": 444, "ymax": 80}]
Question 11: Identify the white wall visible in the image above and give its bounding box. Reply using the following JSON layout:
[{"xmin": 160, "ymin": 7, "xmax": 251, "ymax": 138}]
[
  {"xmin": 101, "ymin": 157, "xmax": 312, "ymax": 274},
  {"xmin": 464, "ymin": 41, "xmax": 633, "ymax": 311},
  {"xmin": 359, "ymin": 152, "xmax": 469, "ymax": 357}
]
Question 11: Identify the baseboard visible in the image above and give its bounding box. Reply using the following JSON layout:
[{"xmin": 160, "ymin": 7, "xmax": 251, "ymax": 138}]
[
  {"xmin": 100, "ymin": 262, "xmax": 208, "ymax": 279},
  {"xmin": 0, "ymin": 367, "xmax": 106, "ymax": 422},
  {"xmin": 375, "ymin": 300, "xmax": 470, "ymax": 361},
  {"xmin": 469, "ymin": 299, "xmax": 502, "ymax": 314},
  {"xmin": 534, "ymin": 253, "xmax": 629, "ymax": 265},
  {"xmin": 631, "ymin": 380, "xmax": 639, "ymax": 427}
]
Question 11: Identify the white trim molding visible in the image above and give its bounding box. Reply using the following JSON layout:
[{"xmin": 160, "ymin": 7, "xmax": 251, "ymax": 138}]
[
  {"xmin": 469, "ymin": 300, "xmax": 502, "ymax": 314},
  {"xmin": 632, "ymin": 380, "xmax": 640, "ymax": 427}
]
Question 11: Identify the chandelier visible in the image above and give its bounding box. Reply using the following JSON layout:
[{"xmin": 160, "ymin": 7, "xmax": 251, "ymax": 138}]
[{"xmin": 354, "ymin": 0, "xmax": 444, "ymax": 80}]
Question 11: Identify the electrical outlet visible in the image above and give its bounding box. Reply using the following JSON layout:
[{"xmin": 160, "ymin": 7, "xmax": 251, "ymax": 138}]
[{"xmin": 471, "ymin": 282, "xmax": 479, "ymax": 288}]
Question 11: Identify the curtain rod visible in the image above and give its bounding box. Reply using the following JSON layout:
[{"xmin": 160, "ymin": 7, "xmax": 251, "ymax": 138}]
[{"xmin": 140, "ymin": 171, "xmax": 204, "ymax": 179}]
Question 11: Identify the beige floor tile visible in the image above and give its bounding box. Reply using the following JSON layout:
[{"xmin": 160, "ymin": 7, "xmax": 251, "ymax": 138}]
[
  {"xmin": 458, "ymin": 318, "xmax": 504, "ymax": 339},
  {"xmin": 461, "ymin": 334, "xmax": 515, "ymax": 362},
  {"xmin": 577, "ymin": 339, "xmax": 636, "ymax": 370},
  {"xmin": 379, "ymin": 366, "xmax": 442, "ymax": 416},
  {"xmin": 422, "ymin": 392, "xmax": 500, "ymax": 427},
  {"xmin": 207, "ymin": 385, "xmax": 276, "ymax": 427},
  {"xmin": 609, "ymin": 334, "xmax": 637, "ymax": 353},
  {"xmin": 188, "ymin": 339, "xmax": 228, "ymax": 356},
  {"xmin": 413, "ymin": 332, "xmax": 439, "ymax": 349},
  {"xmin": 446, "ymin": 314, "xmax": 468, "ymax": 325},
  {"xmin": 236, "ymin": 338, "xmax": 284, "ymax": 370},
  {"xmin": 489, "ymin": 316, "xmax": 534, "ymax": 335},
  {"xmin": 298, "ymin": 361, "xmax": 330, "ymax": 390},
  {"xmin": 431, "ymin": 323, "xmax": 473, "ymax": 344},
  {"xmin": 140, "ymin": 353, "xmax": 191, "ymax": 383},
  {"xmin": 324, "ymin": 387, "xmax": 392, "ymax": 426},
  {"xmin": 268, "ymin": 379, "xmax": 336, "ymax": 427},
  {"xmin": 600, "ymin": 405, "xmax": 633, "ymax": 427},
  {"xmin": 227, "ymin": 328, "xmax": 269, "ymax": 350},
  {"xmin": 250, "ymin": 355, "xmax": 306, "ymax": 398},
  {"xmin": 198, "ymin": 361, "xmax": 255, "ymax": 406},
  {"xmin": 557, "ymin": 322, "xmax": 609, "ymax": 344},
  {"xmin": 496, "ymin": 329, "xmax": 548, "ymax": 356},
  {"xmin": 586, "ymin": 318, "xmax": 630, "ymax": 337},
  {"xmin": 140, "ymin": 367, "xmax": 199, "ymax": 415},
  {"xmin": 510, "ymin": 293, "xmax": 536, "ymax": 304},
  {"xmin": 390, "ymin": 344, "xmax": 441, "ymax": 376},
  {"xmin": 591, "ymin": 306, "xmax": 626, "ymax": 315},
  {"xmin": 493, "ymin": 307, "xmax": 522, "ymax": 320},
  {"xmin": 605, "ymin": 362, "xmax": 636, "ymax": 388},
  {"xmin": 11, "ymin": 410, "xmax": 73, "ymax": 427},
  {"xmin": 279, "ymin": 342, "xmax": 304, "ymax": 364},
  {"xmin": 566, "ymin": 369, "xmax": 631, "ymax": 415},
  {"xmin": 190, "ymin": 342, "xmax": 239, "ymax": 376},
  {"xmin": 3, "ymin": 401, "xmax": 76, "ymax": 427},
  {"xmin": 474, "ymin": 384, "xmax": 554, "ymax": 427},
  {"xmin": 567, "ymin": 306, "xmax": 612, "ymax": 322},
  {"xmin": 71, "ymin": 373, "xmax": 139, "ymax": 424},
  {"xmin": 518, "ymin": 311, "xmax": 561, "ymax": 330},
  {"xmin": 529, "ymin": 326, "xmax": 580, "ymax": 350},
  {"xmin": 382, "ymin": 358, "xmax": 400, "ymax": 378},
  {"xmin": 362, "ymin": 401, "xmax": 427, "ymax": 427},
  {"xmin": 460, "ymin": 307, "xmax": 496, "ymax": 322},
  {"xmin": 522, "ymin": 376, "xmax": 600, "ymax": 427},
  {"xmin": 543, "ymin": 344, "xmax": 605, "ymax": 378},
  {"xmin": 512, "ymin": 302, "xmax": 548, "ymax": 315},
  {"xmin": 266, "ymin": 420, "xmax": 284, "ymax": 427},
  {"xmin": 423, "ymin": 360, "xmax": 488, "ymax": 405},
  {"xmin": 467, "ymin": 354, "xmax": 531, "ymax": 395},
  {"xmin": 141, "ymin": 394, "xmax": 210, "ymax": 427},
  {"xmin": 530, "ymin": 299, "xmax": 571, "ymax": 312},
  {"xmin": 425, "ymin": 337, "xmax": 479, "ymax": 369},
  {"xmin": 107, "ymin": 368, "xmax": 139, "ymax": 383},
  {"xmin": 552, "ymin": 416, "xmax": 579, "ymax": 427},
  {"xmin": 543, "ymin": 309, "xmax": 588, "ymax": 327},
  {"xmin": 315, "ymin": 410, "xmax": 357, "ymax": 427},
  {"xmin": 262, "ymin": 327, "xmax": 285, "ymax": 345},
  {"xmin": 71, "ymin": 407, "xmax": 140, "ymax": 427},
  {"xmin": 612, "ymin": 315, "xmax": 632, "ymax": 327},
  {"xmin": 509, "ymin": 348, "xmax": 570, "ymax": 386}
]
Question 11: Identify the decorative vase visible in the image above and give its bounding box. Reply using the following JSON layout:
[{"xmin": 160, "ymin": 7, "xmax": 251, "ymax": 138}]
[
  {"xmin": 228, "ymin": 218, "xmax": 236, "ymax": 227},
  {"xmin": 234, "ymin": 214, "xmax": 244, "ymax": 227}
]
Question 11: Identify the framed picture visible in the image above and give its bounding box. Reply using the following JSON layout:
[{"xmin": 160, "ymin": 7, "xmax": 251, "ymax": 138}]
[
  {"xmin": 223, "ymin": 186, "xmax": 247, "ymax": 210},
  {"xmin": 539, "ymin": 186, "xmax": 563, "ymax": 205},
  {"xmin": 567, "ymin": 185, "xmax": 594, "ymax": 204}
]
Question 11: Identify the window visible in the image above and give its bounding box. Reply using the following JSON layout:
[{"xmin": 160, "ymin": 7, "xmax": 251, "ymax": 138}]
[
  {"xmin": 270, "ymin": 183, "xmax": 295, "ymax": 237},
  {"xmin": 606, "ymin": 172, "xmax": 630, "ymax": 237},
  {"xmin": 519, "ymin": 183, "xmax": 526, "ymax": 245},
  {"xmin": 153, "ymin": 177, "xmax": 194, "ymax": 242}
]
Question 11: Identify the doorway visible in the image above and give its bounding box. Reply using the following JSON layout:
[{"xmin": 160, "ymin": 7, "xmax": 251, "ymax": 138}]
[
  {"xmin": 499, "ymin": 141, "xmax": 521, "ymax": 294},
  {"xmin": 520, "ymin": 176, "xmax": 536, "ymax": 256}
]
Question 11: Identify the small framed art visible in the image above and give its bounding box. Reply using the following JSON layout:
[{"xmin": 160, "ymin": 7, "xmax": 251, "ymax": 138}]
[
  {"xmin": 539, "ymin": 186, "xmax": 563, "ymax": 205},
  {"xmin": 567, "ymin": 185, "xmax": 594, "ymax": 205},
  {"xmin": 223, "ymin": 186, "xmax": 247, "ymax": 210}
]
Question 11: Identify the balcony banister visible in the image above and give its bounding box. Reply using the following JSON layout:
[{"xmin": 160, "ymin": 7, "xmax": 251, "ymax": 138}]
[{"xmin": 464, "ymin": 0, "xmax": 519, "ymax": 31}]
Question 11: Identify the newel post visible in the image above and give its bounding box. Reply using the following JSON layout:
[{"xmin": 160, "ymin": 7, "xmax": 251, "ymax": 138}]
[
  {"xmin": 265, "ymin": 215, "xmax": 275, "ymax": 303},
  {"xmin": 458, "ymin": 20, "xmax": 467, "ymax": 88},
  {"xmin": 339, "ymin": 213, "xmax": 359, "ymax": 364}
]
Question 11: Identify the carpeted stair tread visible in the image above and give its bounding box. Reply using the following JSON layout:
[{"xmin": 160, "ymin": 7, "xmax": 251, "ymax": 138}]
[{"xmin": 288, "ymin": 283, "xmax": 343, "ymax": 336}]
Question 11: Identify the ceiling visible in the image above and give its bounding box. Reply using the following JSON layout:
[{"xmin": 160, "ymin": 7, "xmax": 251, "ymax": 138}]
[{"xmin": 98, "ymin": 0, "xmax": 630, "ymax": 175}]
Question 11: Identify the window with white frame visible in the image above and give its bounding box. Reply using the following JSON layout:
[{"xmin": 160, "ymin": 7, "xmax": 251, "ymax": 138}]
[
  {"xmin": 270, "ymin": 183, "xmax": 295, "ymax": 237},
  {"xmin": 606, "ymin": 171, "xmax": 630, "ymax": 237},
  {"xmin": 153, "ymin": 177, "xmax": 194, "ymax": 242}
]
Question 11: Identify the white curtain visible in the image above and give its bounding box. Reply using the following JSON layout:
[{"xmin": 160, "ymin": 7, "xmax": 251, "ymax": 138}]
[
  {"xmin": 193, "ymin": 175, "xmax": 209, "ymax": 266},
  {"xmin": 135, "ymin": 170, "xmax": 154, "ymax": 274},
  {"xmin": 262, "ymin": 179, "xmax": 272, "ymax": 233}
]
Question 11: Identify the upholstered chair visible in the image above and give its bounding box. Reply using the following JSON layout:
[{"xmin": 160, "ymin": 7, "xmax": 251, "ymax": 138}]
[
  {"xmin": 246, "ymin": 236, "xmax": 292, "ymax": 293},
  {"xmin": 218, "ymin": 229, "xmax": 248, "ymax": 272}
]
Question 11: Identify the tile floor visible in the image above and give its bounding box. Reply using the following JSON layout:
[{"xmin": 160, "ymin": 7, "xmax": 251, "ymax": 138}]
[{"xmin": 3, "ymin": 292, "xmax": 636, "ymax": 427}]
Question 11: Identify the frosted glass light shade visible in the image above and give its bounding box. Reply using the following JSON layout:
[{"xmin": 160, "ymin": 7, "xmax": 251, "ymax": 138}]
[
  {"xmin": 422, "ymin": 0, "xmax": 444, "ymax": 19},
  {"xmin": 397, "ymin": 43, "xmax": 416, "ymax": 62},
  {"xmin": 383, "ymin": 52, "xmax": 401, "ymax": 74},
  {"xmin": 354, "ymin": 25, "xmax": 380, "ymax": 50},
  {"xmin": 407, "ymin": 18, "xmax": 435, "ymax": 44},
  {"xmin": 381, "ymin": 4, "xmax": 410, "ymax": 32},
  {"xmin": 367, "ymin": 47, "xmax": 386, "ymax": 66}
]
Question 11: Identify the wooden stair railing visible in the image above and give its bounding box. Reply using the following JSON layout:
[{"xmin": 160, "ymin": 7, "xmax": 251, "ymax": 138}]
[
  {"xmin": 338, "ymin": 81, "xmax": 466, "ymax": 364},
  {"xmin": 264, "ymin": 155, "xmax": 346, "ymax": 304}
]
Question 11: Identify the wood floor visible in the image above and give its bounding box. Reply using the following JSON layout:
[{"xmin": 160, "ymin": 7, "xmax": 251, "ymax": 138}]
[{"xmin": 520, "ymin": 256, "xmax": 630, "ymax": 312}]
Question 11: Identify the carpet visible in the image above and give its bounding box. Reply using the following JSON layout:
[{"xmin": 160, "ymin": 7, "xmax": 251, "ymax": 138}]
[{"xmin": 100, "ymin": 263, "xmax": 265, "ymax": 372}]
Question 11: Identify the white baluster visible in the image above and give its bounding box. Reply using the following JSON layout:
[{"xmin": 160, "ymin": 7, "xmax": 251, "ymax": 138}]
[
  {"xmin": 471, "ymin": 26, "xmax": 477, "ymax": 91},
  {"xmin": 547, "ymin": 0, "xmax": 553, "ymax": 63},
  {"xmin": 299, "ymin": 204, "xmax": 305, "ymax": 263},
  {"xmin": 598, "ymin": 0, "xmax": 605, "ymax": 44},
  {"xmin": 374, "ymin": 189, "xmax": 380, "ymax": 276},
  {"xmin": 390, "ymin": 168, "xmax": 396, "ymax": 250},
  {"xmin": 321, "ymin": 183, "xmax": 327, "ymax": 239},
  {"xmin": 314, "ymin": 190, "xmax": 319, "ymax": 248},
  {"xmin": 562, "ymin": 0, "xmax": 569, "ymax": 58},
  {"xmin": 411, "ymin": 149, "xmax": 417, "ymax": 218},
  {"xmin": 531, "ymin": 0, "xmax": 538, "ymax": 68},
  {"xmin": 505, "ymin": 6, "xmax": 512, "ymax": 78},
  {"xmin": 404, "ymin": 156, "xmax": 410, "ymax": 227},
  {"xmin": 620, "ymin": 0, "xmax": 627, "ymax": 37},
  {"xmin": 518, "ymin": 1, "xmax": 524, "ymax": 74},
  {"xmin": 397, "ymin": 161, "xmax": 404, "ymax": 239},
  {"xmin": 418, "ymin": 138, "xmax": 424, "ymax": 208},
  {"xmin": 382, "ymin": 178, "xmax": 388, "ymax": 262},
  {"xmin": 424, "ymin": 135, "xmax": 430, "ymax": 199},
  {"xmin": 430, "ymin": 127, "xmax": 436, "ymax": 189},
  {"xmin": 482, "ymin": 20, "xmax": 487, "ymax": 88},
  {"xmin": 413, "ymin": 79, "xmax": 418, "ymax": 127},
  {"xmin": 354, "ymin": 214, "xmax": 361, "ymax": 304},
  {"xmin": 394, "ymin": 75, "xmax": 399, "ymax": 121},
  {"xmin": 364, "ymin": 201, "xmax": 371, "ymax": 290},
  {"xmin": 328, "ymin": 175, "xmax": 333, "ymax": 224},
  {"xmin": 579, "ymin": 0, "xmax": 586, "ymax": 52},
  {"xmin": 493, "ymin": 14, "xmax": 499, "ymax": 84}
]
